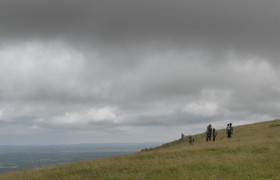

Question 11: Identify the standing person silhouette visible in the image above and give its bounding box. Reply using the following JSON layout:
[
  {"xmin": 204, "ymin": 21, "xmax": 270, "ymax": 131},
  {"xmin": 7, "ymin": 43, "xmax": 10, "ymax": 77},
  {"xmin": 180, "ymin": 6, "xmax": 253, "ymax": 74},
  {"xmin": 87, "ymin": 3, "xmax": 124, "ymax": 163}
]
[
  {"xmin": 213, "ymin": 128, "xmax": 217, "ymax": 141},
  {"xmin": 206, "ymin": 124, "xmax": 212, "ymax": 142},
  {"xmin": 180, "ymin": 133, "xmax": 184, "ymax": 143},
  {"xmin": 226, "ymin": 123, "xmax": 232, "ymax": 138},
  {"xmin": 229, "ymin": 123, "xmax": 233, "ymax": 137}
]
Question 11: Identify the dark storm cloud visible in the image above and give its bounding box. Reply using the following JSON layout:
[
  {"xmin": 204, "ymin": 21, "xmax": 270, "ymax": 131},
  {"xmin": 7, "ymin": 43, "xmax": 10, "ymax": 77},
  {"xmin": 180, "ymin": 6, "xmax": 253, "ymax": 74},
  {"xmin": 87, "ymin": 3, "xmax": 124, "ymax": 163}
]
[
  {"xmin": 0, "ymin": 0, "xmax": 280, "ymax": 144},
  {"xmin": 1, "ymin": 0, "xmax": 279, "ymax": 70},
  {"xmin": 1, "ymin": 0, "xmax": 280, "ymax": 53}
]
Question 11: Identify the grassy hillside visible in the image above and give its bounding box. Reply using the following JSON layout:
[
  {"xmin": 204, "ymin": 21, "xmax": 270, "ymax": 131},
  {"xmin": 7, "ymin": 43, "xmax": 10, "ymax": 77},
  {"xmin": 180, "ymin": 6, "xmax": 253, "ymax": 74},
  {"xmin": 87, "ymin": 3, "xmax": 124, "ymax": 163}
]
[{"xmin": 1, "ymin": 119, "xmax": 280, "ymax": 180}]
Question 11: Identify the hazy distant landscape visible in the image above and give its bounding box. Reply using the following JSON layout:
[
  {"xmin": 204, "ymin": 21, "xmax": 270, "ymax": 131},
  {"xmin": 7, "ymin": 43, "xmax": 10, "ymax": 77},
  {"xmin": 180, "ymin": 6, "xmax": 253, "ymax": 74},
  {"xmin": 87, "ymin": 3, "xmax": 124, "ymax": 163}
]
[
  {"xmin": 0, "ymin": 142, "xmax": 161, "ymax": 174},
  {"xmin": 1, "ymin": 120, "xmax": 279, "ymax": 179}
]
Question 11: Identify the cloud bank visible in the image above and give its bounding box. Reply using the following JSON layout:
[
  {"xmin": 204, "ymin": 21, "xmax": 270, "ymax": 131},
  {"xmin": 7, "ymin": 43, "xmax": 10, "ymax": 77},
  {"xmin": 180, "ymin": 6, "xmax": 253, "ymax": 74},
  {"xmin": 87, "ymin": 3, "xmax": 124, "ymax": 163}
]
[{"xmin": 0, "ymin": 0, "xmax": 280, "ymax": 145}]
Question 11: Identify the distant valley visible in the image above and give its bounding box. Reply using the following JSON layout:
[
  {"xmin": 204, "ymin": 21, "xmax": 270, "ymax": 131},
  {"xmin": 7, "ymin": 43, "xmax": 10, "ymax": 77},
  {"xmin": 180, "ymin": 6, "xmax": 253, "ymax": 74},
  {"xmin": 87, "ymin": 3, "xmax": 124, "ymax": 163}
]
[{"xmin": 0, "ymin": 142, "xmax": 161, "ymax": 174}]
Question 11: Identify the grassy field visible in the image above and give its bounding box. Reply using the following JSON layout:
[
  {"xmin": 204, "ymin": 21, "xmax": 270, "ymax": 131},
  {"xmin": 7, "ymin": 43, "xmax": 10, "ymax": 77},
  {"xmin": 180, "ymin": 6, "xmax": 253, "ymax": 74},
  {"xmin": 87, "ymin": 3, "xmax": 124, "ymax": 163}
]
[{"xmin": 1, "ymin": 119, "xmax": 280, "ymax": 180}]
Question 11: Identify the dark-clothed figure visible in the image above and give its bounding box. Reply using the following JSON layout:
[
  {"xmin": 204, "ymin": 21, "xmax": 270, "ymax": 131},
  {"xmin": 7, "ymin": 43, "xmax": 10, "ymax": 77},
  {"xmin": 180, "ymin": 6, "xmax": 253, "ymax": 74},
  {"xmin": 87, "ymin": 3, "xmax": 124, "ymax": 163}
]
[
  {"xmin": 189, "ymin": 136, "xmax": 194, "ymax": 145},
  {"xmin": 206, "ymin": 124, "xmax": 212, "ymax": 142},
  {"xmin": 230, "ymin": 123, "xmax": 233, "ymax": 134},
  {"xmin": 226, "ymin": 123, "xmax": 233, "ymax": 138},
  {"xmin": 213, "ymin": 128, "xmax": 217, "ymax": 141}
]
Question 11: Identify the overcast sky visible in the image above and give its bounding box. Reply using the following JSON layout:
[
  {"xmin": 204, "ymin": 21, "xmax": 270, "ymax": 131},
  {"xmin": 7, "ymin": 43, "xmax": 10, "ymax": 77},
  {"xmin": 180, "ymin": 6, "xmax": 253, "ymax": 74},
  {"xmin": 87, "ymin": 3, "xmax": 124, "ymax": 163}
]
[{"xmin": 0, "ymin": 0, "xmax": 280, "ymax": 145}]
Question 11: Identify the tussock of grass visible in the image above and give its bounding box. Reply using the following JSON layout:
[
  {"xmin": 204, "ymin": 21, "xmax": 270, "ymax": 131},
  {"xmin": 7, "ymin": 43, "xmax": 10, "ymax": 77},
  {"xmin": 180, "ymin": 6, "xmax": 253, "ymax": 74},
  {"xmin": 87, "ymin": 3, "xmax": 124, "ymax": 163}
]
[
  {"xmin": 269, "ymin": 123, "xmax": 280, "ymax": 127},
  {"xmin": 1, "ymin": 119, "xmax": 280, "ymax": 180}
]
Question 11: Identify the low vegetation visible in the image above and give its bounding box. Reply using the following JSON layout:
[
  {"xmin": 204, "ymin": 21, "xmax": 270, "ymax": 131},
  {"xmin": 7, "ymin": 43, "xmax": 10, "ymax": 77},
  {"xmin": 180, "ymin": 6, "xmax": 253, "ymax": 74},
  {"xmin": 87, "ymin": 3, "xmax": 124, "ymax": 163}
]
[{"xmin": 1, "ymin": 119, "xmax": 280, "ymax": 180}]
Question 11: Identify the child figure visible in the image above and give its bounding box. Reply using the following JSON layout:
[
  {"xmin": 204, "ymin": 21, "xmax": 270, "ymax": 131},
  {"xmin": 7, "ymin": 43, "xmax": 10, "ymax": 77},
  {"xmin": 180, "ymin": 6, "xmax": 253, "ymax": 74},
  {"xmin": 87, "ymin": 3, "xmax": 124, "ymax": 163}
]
[
  {"xmin": 213, "ymin": 128, "xmax": 217, "ymax": 141},
  {"xmin": 189, "ymin": 136, "xmax": 194, "ymax": 145}
]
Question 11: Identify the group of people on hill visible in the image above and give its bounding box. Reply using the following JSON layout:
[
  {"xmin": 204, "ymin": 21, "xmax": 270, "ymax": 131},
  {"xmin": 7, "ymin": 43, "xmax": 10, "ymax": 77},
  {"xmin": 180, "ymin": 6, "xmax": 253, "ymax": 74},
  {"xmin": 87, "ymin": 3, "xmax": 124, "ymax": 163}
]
[
  {"xmin": 206, "ymin": 124, "xmax": 217, "ymax": 142},
  {"xmin": 180, "ymin": 133, "xmax": 195, "ymax": 145},
  {"xmin": 180, "ymin": 123, "xmax": 234, "ymax": 145},
  {"xmin": 205, "ymin": 123, "xmax": 233, "ymax": 142}
]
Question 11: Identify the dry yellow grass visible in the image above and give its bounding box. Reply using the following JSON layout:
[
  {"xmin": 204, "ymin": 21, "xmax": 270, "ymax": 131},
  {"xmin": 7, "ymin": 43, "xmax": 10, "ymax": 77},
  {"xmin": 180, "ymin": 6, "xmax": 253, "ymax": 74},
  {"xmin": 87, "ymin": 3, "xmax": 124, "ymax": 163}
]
[{"xmin": 1, "ymin": 119, "xmax": 280, "ymax": 180}]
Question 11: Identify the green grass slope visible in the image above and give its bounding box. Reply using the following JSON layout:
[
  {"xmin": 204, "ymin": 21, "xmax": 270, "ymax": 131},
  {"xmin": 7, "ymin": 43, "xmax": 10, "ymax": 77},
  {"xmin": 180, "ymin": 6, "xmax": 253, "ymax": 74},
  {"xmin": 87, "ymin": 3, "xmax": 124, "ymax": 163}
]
[{"xmin": 1, "ymin": 119, "xmax": 280, "ymax": 180}]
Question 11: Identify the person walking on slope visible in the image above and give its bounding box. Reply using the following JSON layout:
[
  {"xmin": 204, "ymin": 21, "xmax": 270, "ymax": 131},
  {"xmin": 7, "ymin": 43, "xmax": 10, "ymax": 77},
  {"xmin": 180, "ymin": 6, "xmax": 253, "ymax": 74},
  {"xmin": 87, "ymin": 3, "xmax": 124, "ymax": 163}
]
[
  {"xmin": 213, "ymin": 128, "xmax": 217, "ymax": 141},
  {"xmin": 206, "ymin": 124, "xmax": 212, "ymax": 142}
]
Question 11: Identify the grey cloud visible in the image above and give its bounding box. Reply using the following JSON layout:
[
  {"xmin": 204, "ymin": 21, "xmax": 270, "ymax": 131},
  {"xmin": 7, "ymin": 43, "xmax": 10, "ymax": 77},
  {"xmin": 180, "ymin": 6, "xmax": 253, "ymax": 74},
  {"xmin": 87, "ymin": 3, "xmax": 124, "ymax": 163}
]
[
  {"xmin": 1, "ymin": 0, "xmax": 279, "ymax": 48},
  {"xmin": 129, "ymin": 113, "xmax": 219, "ymax": 127},
  {"xmin": 1, "ymin": 0, "xmax": 280, "ymax": 144}
]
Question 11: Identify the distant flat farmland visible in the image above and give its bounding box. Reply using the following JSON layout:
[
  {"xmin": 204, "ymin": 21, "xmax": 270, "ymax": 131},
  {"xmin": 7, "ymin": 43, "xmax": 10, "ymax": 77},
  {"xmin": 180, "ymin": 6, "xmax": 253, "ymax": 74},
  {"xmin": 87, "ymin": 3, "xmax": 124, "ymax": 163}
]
[{"xmin": 0, "ymin": 142, "xmax": 161, "ymax": 174}]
